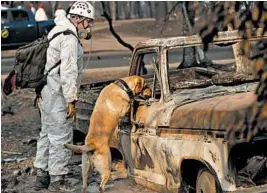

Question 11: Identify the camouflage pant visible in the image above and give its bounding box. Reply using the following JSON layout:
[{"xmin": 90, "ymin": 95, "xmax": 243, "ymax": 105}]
[{"xmin": 34, "ymin": 85, "xmax": 73, "ymax": 176}]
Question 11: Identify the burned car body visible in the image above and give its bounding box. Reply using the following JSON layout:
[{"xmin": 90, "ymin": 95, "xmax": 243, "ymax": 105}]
[{"xmin": 77, "ymin": 30, "xmax": 267, "ymax": 193}]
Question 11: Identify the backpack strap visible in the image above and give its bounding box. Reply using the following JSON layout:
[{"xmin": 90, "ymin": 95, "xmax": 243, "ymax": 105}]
[
  {"xmin": 34, "ymin": 30, "xmax": 80, "ymax": 106},
  {"xmin": 48, "ymin": 31, "xmax": 65, "ymax": 43},
  {"xmin": 45, "ymin": 60, "xmax": 61, "ymax": 76},
  {"xmin": 46, "ymin": 29, "xmax": 80, "ymax": 75},
  {"xmin": 62, "ymin": 29, "xmax": 80, "ymax": 44},
  {"xmin": 48, "ymin": 29, "xmax": 80, "ymax": 44}
]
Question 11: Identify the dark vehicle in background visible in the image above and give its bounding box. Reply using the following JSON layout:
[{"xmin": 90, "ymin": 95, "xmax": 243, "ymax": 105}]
[{"xmin": 1, "ymin": 7, "xmax": 55, "ymax": 48}]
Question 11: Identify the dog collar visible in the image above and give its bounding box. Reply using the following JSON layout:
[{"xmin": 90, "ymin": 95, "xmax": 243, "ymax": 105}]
[{"xmin": 114, "ymin": 79, "xmax": 134, "ymax": 99}]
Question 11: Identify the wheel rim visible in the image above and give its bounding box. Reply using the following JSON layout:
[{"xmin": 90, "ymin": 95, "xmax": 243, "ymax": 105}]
[{"xmin": 196, "ymin": 170, "xmax": 217, "ymax": 193}]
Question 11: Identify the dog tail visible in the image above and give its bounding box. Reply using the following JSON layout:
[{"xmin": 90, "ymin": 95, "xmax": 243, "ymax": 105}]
[{"xmin": 64, "ymin": 144, "xmax": 92, "ymax": 153}]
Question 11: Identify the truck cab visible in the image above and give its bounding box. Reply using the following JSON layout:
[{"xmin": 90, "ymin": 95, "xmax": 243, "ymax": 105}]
[
  {"xmin": 1, "ymin": 7, "xmax": 54, "ymax": 48},
  {"xmin": 120, "ymin": 30, "xmax": 267, "ymax": 193}
]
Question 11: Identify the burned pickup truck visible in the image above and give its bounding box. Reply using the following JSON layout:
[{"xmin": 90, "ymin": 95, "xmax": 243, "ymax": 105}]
[{"xmin": 76, "ymin": 30, "xmax": 267, "ymax": 193}]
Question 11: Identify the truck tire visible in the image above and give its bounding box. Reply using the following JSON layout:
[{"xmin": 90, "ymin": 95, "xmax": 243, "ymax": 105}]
[{"xmin": 196, "ymin": 168, "xmax": 221, "ymax": 193}]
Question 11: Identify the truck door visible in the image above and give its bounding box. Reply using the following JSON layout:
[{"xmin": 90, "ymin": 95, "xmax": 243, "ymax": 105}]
[
  {"xmin": 9, "ymin": 9, "xmax": 37, "ymax": 44},
  {"xmin": 120, "ymin": 49, "xmax": 166, "ymax": 182}
]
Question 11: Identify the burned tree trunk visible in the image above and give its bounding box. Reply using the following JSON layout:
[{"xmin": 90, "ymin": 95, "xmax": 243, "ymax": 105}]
[
  {"xmin": 228, "ymin": 17, "xmax": 255, "ymax": 75},
  {"xmin": 178, "ymin": 2, "xmax": 213, "ymax": 69},
  {"xmin": 51, "ymin": 1, "xmax": 58, "ymax": 17},
  {"xmin": 155, "ymin": 2, "xmax": 168, "ymax": 23},
  {"xmin": 179, "ymin": 2, "xmax": 198, "ymax": 69},
  {"xmin": 232, "ymin": 38, "xmax": 255, "ymax": 75},
  {"xmin": 111, "ymin": 1, "xmax": 116, "ymax": 20}
]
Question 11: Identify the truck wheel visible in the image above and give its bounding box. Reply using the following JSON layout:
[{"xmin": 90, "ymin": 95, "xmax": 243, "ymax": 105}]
[{"xmin": 196, "ymin": 168, "xmax": 221, "ymax": 193}]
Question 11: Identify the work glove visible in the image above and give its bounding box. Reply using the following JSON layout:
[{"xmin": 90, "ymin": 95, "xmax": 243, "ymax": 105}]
[{"xmin": 67, "ymin": 101, "xmax": 76, "ymax": 122}]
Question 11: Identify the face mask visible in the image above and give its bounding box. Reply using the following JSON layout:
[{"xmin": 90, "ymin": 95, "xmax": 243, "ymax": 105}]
[{"xmin": 78, "ymin": 28, "xmax": 92, "ymax": 40}]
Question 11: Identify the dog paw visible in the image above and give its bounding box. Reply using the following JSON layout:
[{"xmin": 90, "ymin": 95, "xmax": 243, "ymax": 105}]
[
  {"xmin": 81, "ymin": 187, "xmax": 87, "ymax": 193},
  {"xmin": 99, "ymin": 187, "xmax": 104, "ymax": 193}
]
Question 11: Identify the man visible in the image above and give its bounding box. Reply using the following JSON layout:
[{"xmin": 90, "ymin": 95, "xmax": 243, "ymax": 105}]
[
  {"xmin": 33, "ymin": 1, "xmax": 94, "ymax": 192},
  {"xmin": 35, "ymin": 3, "xmax": 48, "ymax": 21},
  {"xmin": 54, "ymin": 4, "xmax": 66, "ymax": 18},
  {"xmin": 29, "ymin": 3, "xmax": 36, "ymax": 15}
]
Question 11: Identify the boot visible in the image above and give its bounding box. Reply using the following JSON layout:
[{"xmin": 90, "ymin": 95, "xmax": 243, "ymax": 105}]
[
  {"xmin": 48, "ymin": 175, "xmax": 75, "ymax": 192},
  {"xmin": 34, "ymin": 168, "xmax": 50, "ymax": 190}
]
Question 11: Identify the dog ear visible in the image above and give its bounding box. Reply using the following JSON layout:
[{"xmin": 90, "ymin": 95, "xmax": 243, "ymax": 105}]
[
  {"xmin": 134, "ymin": 77, "xmax": 144, "ymax": 95},
  {"xmin": 142, "ymin": 87, "xmax": 152, "ymax": 99}
]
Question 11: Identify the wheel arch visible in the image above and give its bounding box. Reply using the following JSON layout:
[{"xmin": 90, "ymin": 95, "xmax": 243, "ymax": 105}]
[{"xmin": 179, "ymin": 157, "xmax": 221, "ymax": 192}]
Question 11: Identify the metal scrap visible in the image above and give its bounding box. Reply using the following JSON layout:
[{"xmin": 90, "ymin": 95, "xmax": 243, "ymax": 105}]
[{"xmin": 237, "ymin": 156, "xmax": 267, "ymax": 188}]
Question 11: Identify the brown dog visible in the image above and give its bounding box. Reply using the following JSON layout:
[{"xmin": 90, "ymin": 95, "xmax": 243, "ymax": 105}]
[{"xmin": 65, "ymin": 75, "xmax": 151, "ymax": 192}]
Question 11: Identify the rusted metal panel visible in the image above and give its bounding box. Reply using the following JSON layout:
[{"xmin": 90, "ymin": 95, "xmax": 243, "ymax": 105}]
[
  {"xmin": 120, "ymin": 131, "xmax": 238, "ymax": 192},
  {"xmin": 169, "ymin": 92, "xmax": 256, "ymax": 131}
]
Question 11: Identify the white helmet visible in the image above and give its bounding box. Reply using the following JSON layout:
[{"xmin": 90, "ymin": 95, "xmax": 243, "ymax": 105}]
[{"xmin": 69, "ymin": 1, "xmax": 94, "ymax": 20}]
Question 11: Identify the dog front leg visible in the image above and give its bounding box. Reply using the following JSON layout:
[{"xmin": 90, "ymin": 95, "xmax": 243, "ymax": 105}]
[{"xmin": 82, "ymin": 152, "xmax": 91, "ymax": 193}]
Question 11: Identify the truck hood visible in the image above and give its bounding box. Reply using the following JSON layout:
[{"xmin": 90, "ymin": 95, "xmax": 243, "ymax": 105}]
[
  {"xmin": 169, "ymin": 91, "xmax": 256, "ymax": 131},
  {"xmin": 168, "ymin": 82, "xmax": 266, "ymax": 132}
]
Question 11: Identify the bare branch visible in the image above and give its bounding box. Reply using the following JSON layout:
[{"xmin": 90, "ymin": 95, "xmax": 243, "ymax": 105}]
[
  {"xmin": 160, "ymin": 2, "xmax": 180, "ymax": 36},
  {"xmin": 182, "ymin": 2, "xmax": 192, "ymax": 31},
  {"xmin": 100, "ymin": 1, "xmax": 134, "ymax": 52}
]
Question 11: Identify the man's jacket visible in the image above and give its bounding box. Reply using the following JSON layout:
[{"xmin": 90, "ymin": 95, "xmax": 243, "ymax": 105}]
[{"xmin": 45, "ymin": 14, "xmax": 84, "ymax": 103}]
